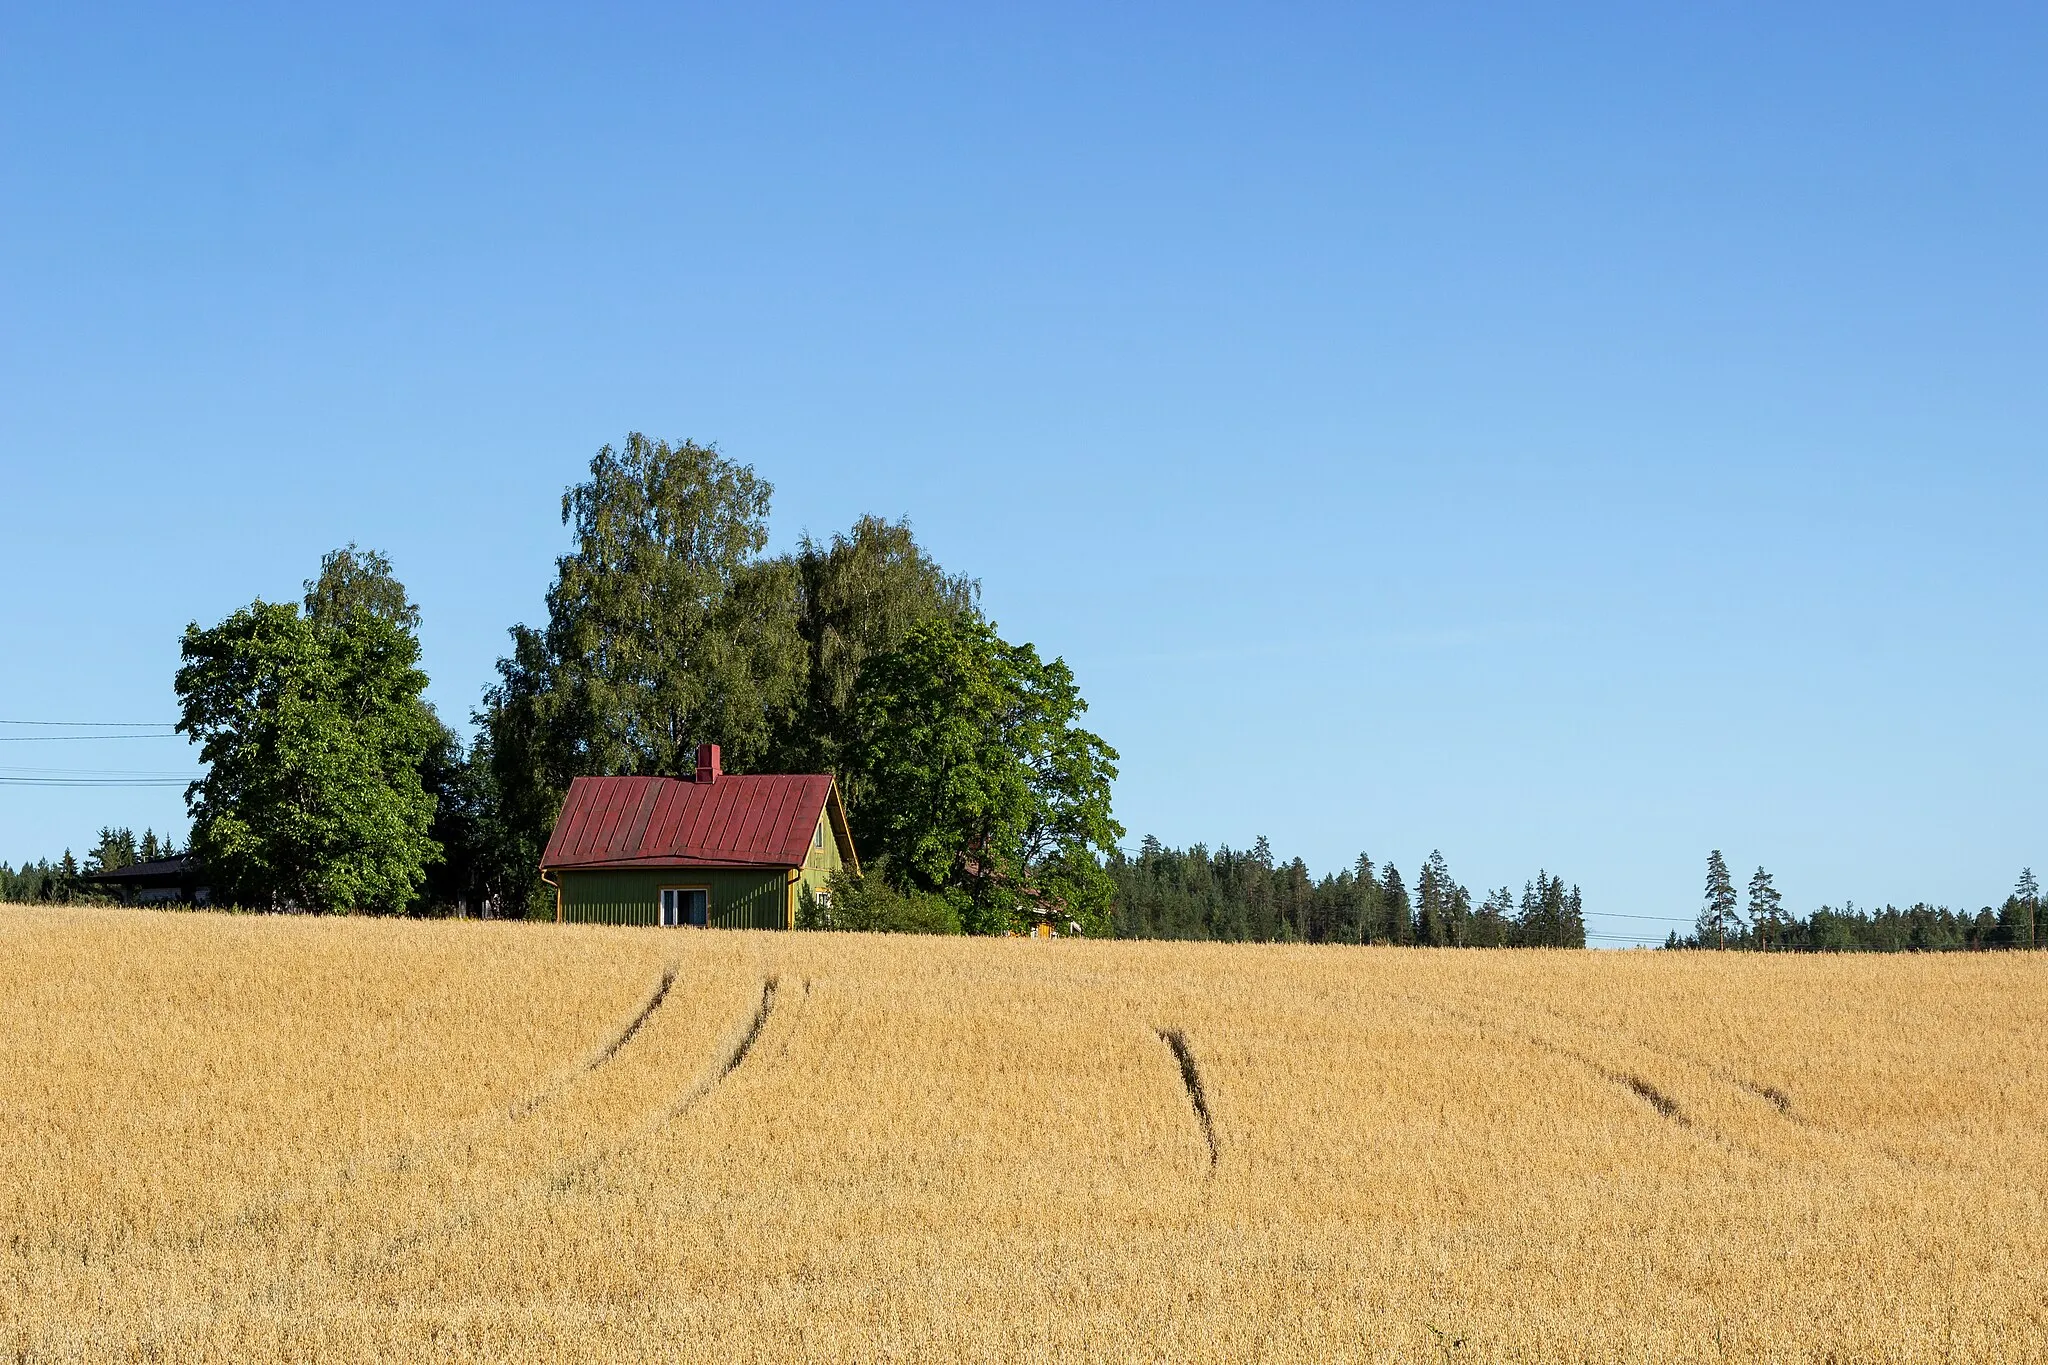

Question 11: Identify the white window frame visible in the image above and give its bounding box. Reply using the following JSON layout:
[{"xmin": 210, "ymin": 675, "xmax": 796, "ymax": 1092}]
[{"xmin": 659, "ymin": 885, "xmax": 711, "ymax": 927}]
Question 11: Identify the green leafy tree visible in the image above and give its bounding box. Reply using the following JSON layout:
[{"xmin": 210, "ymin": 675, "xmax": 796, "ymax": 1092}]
[
  {"xmin": 176, "ymin": 599, "xmax": 440, "ymax": 911},
  {"xmin": 305, "ymin": 545, "xmax": 478, "ymax": 914},
  {"xmin": 303, "ymin": 543, "xmax": 421, "ymax": 633},
  {"xmin": 479, "ymin": 435, "xmax": 806, "ymax": 912},
  {"xmin": 799, "ymin": 867, "xmax": 963, "ymax": 934},
  {"xmin": 1698, "ymin": 849, "xmax": 1741, "ymax": 948},
  {"xmin": 774, "ymin": 514, "xmax": 979, "ymax": 801},
  {"xmin": 851, "ymin": 617, "xmax": 1121, "ymax": 935}
]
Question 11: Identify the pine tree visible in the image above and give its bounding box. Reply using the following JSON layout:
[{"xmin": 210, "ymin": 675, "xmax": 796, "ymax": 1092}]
[
  {"xmin": 1746, "ymin": 867, "xmax": 1783, "ymax": 950},
  {"xmin": 1698, "ymin": 850, "xmax": 1740, "ymax": 949},
  {"xmin": 2016, "ymin": 868, "xmax": 2040, "ymax": 951}
]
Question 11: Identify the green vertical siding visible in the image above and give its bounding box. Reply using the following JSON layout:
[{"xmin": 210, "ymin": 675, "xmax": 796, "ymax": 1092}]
[
  {"xmin": 797, "ymin": 807, "xmax": 845, "ymax": 910},
  {"xmin": 557, "ymin": 868, "xmax": 791, "ymax": 930}
]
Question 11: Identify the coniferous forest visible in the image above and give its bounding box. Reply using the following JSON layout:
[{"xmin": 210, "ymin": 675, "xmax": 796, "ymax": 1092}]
[
  {"xmin": 1667, "ymin": 852, "xmax": 2043, "ymax": 953},
  {"xmin": 1110, "ymin": 839, "xmax": 1586, "ymax": 947}
]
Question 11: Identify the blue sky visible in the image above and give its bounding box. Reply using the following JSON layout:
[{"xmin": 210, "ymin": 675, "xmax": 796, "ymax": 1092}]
[{"xmin": 3, "ymin": 4, "xmax": 2043, "ymax": 942}]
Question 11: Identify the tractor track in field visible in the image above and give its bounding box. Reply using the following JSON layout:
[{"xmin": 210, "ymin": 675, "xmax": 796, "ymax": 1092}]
[
  {"xmin": 1157, "ymin": 1027, "xmax": 1219, "ymax": 1171},
  {"xmin": 378, "ymin": 974, "xmax": 787, "ymax": 1266},
  {"xmin": 1397, "ymin": 991, "xmax": 1737, "ymax": 1148},
  {"xmin": 587, "ymin": 967, "xmax": 678, "ymax": 1071},
  {"xmin": 506, "ymin": 964, "xmax": 679, "ymax": 1118},
  {"xmin": 169, "ymin": 962, "xmax": 683, "ymax": 1255},
  {"xmin": 667, "ymin": 975, "xmax": 779, "ymax": 1119},
  {"xmin": 1485, "ymin": 990, "xmax": 1809, "ymax": 1128}
]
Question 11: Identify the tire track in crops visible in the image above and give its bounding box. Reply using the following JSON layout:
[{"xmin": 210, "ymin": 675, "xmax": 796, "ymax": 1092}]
[
  {"xmin": 1156, "ymin": 1028, "xmax": 1220, "ymax": 1170},
  {"xmin": 1459, "ymin": 988, "xmax": 1974, "ymax": 1178},
  {"xmin": 373, "ymin": 974, "xmax": 786, "ymax": 1269},
  {"xmin": 659, "ymin": 974, "xmax": 779, "ymax": 1121},
  {"xmin": 1396, "ymin": 991, "xmax": 1750, "ymax": 1150},
  {"xmin": 507, "ymin": 965, "xmax": 677, "ymax": 1118},
  {"xmin": 176, "ymin": 962, "xmax": 683, "ymax": 1255},
  {"xmin": 1486, "ymin": 990, "xmax": 1809, "ymax": 1128},
  {"xmin": 1513, "ymin": 998, "xmax": 1959, "ymax": 1175}
]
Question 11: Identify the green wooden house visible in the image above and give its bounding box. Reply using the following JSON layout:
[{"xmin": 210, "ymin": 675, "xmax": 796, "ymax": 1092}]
[{"xmin": 539, "ymin": 744, "xmax": 855, "ymax": 929}]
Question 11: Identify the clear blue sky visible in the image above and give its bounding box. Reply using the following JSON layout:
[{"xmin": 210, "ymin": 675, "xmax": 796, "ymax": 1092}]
[{"xmin": 4, "ymin": 4, "xmax": 2043, "ymax": 943}]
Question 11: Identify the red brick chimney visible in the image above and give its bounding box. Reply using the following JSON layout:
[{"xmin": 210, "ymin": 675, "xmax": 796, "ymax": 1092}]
[{"xmin": 694, "ymin": 743, "xmax": 721, "ymax": 784}]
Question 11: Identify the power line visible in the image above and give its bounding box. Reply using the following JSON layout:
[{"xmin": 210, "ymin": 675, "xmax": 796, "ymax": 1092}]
[
  {"xmin": 0, "ymin": 766, "xmax": 191, "ymax": 776},
  {"xmin": 0, "ymin": 778, "xmax": 189, "ymax": 787},
  {"xmin": 0, "ymin": 734, "xmax": 181, "ymax": 743},
  {"xmin": 0, "ymin": 720, "xmax": 178, "ymax": 727},
  {"xmin": 1588, "ymin": 911, "xmax": 1696, "ymax": 925}
]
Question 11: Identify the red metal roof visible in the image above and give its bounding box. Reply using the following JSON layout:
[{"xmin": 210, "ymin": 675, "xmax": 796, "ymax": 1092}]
[{"xmin": 540, "ymin": 773, "xmax": 843, "ymax": 872}]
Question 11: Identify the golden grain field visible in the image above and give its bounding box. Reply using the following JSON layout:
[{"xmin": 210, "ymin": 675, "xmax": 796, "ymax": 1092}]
[{"xmin": 2, "ymin": 903, "xmax": 2044, "ymax": 1363}]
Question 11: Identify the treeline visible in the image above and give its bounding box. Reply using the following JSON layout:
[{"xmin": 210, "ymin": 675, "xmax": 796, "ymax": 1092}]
[
  {"xmin": 148, "ymin": 435, "xmax": 1121, "ymax": 932},
  {"xmin": 1, "ymin": 828, "xmax": 179, "ymax": 904},
  {"xmin": 1668, "ymin": 852, "xmax": 2044, "ymax": 951},
  {"xmin": 1111, "ymin": 838, "xmax": 1586, "ymax": 947}
]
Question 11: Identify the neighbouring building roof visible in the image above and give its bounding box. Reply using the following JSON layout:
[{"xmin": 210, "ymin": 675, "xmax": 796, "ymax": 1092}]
[
  {"xmin": 540, "ymin": 771, "xmax": 852, "ymax": 873},
  {"xmin": 81, "ymin": 855, "xmax": 200, "ymax": 887}
]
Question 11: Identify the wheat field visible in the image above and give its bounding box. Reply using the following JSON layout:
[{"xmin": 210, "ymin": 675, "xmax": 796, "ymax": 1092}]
[{"xmin": 2, "ymin": 904, "xmax": 2043, "ymax": 1362}]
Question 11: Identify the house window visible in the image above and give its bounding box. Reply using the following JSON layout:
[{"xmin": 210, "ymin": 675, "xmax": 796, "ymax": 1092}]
[
  {"xmin": 814, "ymin": 821, "xmax": 825, "ymax": 850},
  {"xmin": 813, "ymin": 886, "xmax": 832, "ymax": 908},
  {"xmin": 659, "ymin": 887, "xmax": 709, "ymax": 927}
]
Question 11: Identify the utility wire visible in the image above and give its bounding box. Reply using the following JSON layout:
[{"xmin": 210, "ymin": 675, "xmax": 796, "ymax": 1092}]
[
  {"xmin": 0, "ymin": 778, "xmax": 189, "ymax": 787},
  {"xmin": 0, "ymin": 720, "xmax": 178, "ymax": 727},
  {"xmin": 0, "ymin": 734, "xmax": 182, "ymax": 742}
]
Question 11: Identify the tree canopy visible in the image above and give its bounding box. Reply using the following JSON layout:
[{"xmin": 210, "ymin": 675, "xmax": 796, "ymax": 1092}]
[
  {"xmin": 476, "ymin": 437, "xmax": 993, "ymax": 919},
  {"xmin": 176, "ymin": 597, "xmax": 439, "ymax": 912},
  {"xmin": 850, "ymin": 617, "xmax": 1121, "ymax": 935}
]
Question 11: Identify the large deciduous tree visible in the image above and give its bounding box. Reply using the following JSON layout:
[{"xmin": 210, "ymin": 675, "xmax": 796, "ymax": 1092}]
[
  {"xmin": 850, "ymin": 617, "xmax": 1120, "ymax": 935},
  {"xmin": 176, "ymin": 596, "xmax": 440, "ymax": 912},
  {"xmin": 477, "ymin": 435, "xmax": 807, "ymax": 912},
  {"xmin": 771, "ymin": 514, "xmax": 980, "ymax": 801}
]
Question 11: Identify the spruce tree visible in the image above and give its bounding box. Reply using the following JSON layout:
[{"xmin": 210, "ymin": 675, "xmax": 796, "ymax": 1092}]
[
  {"xmin": 1476, "ymin": 886, "xmax": 1514, "ymax": 947},
  {"xmin": 1381, "ymin": 864, "xmax": 1414, "ymax": 944},
  {"xmin": 1562, "ymin": 883, "xmax": 1586, "ymax": 948},
  {"xmin": 1351, "ymin": 853, "xmax": 1379, "ymax": 944},
  {"xmin": 1415, "ymin": 853, "xmax": 1446, "ymax": 946},
  {"xmin": 1448, "ymin": 882, "xmax": 1473, "ymax": 947}
]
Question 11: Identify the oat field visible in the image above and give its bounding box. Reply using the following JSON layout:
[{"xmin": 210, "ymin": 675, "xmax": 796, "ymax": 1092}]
[{"xmin": 3, "ymin": 903, "xmax": 2044, "ymax": 1362}]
